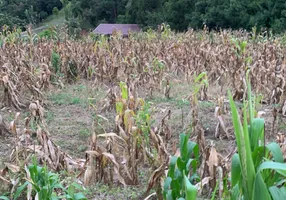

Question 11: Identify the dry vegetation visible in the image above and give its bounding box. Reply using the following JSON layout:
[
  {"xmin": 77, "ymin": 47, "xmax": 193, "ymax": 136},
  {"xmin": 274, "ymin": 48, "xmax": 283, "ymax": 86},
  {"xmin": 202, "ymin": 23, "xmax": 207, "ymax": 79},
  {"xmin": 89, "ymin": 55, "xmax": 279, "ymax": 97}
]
[{"xmin": 0, "ymin": 26, "xmax": 286, "ymax": 199}]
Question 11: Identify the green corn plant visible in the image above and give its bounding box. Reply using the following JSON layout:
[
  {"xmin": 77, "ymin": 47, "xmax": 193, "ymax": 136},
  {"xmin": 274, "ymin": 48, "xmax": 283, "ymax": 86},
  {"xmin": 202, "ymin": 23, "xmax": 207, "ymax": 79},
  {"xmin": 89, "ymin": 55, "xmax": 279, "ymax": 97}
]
[
  {"xmin": 51, "ymin": 50, "xmax": 62, "ymax": 75},
  {"xmin": 163, "ymin": 133, "xmax": 199, "ymax": 200},
  {"xmin": 14, "ymin": 159, "xmax": 86, "ymax": 200},
  {"xmin": 14, "ymin": 162, "xmax": 64, "ymax": 200},
  {"xmin": 229, "ymin": 70, "xmax": 286, "ymax": 200},
  {"xmin": 59, "ymin": 183, "xmax": 87, "ymax": 200}
]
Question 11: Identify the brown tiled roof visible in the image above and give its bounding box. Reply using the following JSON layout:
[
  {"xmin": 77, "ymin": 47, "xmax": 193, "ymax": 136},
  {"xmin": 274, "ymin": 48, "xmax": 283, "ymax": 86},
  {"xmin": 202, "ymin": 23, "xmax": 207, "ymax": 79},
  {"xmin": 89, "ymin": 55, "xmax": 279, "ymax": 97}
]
[{"xmin": 93, "ymin": 24, "xmax": 141, "ymax": 36}]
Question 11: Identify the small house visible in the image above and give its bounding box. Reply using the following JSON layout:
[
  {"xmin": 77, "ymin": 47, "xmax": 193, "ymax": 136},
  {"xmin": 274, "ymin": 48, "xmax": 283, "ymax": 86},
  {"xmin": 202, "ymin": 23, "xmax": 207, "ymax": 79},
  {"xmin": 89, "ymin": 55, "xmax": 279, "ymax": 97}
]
[{"xmin": 92, "ymin": 24, "xmax": 141, "ymax": 37}]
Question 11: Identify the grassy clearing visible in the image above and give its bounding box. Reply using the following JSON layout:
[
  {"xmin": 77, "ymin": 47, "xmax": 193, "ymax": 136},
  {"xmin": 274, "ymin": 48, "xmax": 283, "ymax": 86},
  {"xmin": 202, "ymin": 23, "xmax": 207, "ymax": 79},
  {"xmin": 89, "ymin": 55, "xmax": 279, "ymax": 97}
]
[{"xmin": 37, "ymin": 8, "xmax": 66, "ymax": 28}]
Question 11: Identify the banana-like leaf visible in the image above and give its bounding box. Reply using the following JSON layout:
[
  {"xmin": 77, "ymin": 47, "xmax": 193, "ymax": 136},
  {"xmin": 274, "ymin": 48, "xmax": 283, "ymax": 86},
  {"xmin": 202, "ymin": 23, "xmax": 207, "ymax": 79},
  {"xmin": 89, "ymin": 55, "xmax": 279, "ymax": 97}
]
[{"xmin": 231, "ymin": 153, "xmax": 241, "ymax": 187}]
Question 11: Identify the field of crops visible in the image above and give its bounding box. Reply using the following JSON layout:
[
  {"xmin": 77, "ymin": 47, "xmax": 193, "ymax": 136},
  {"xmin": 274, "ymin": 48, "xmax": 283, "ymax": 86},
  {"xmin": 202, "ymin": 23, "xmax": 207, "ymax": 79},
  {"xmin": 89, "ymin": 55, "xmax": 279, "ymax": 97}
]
[{"xmin": 0, "ymin": 26, "xmax": 286, "ymax": 199}]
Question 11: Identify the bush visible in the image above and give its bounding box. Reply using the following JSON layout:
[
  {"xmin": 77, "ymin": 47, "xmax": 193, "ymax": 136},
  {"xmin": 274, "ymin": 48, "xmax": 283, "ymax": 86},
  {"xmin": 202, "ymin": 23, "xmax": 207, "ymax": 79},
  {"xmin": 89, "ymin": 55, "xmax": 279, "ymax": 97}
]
[{"xmin": 53, "ymin": 7, "xmax": 59, "ymax": 15}]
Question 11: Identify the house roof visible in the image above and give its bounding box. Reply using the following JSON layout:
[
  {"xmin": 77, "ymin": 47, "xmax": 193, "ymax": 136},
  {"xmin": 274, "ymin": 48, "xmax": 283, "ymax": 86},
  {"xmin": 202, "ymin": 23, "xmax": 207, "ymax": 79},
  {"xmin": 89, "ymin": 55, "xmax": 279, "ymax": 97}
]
[{"xmin": 93, "ymin": 24, "xmax": 141, "ymax": 36}]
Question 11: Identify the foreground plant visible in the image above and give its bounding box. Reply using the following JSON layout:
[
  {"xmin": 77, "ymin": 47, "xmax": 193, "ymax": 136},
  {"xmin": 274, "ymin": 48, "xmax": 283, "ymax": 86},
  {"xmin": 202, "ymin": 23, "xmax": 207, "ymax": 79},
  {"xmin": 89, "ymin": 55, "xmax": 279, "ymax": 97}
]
[
  {"xmin": 163, "ymin": 133, "xmax": 199, "ymax": 200},
  {"xmin": 14, "ymin": 159, "xmax": 86, "ymax": 200},
  {"xmin": 229, "ymin": 70, "xmax": 286, "ymax": 200}
]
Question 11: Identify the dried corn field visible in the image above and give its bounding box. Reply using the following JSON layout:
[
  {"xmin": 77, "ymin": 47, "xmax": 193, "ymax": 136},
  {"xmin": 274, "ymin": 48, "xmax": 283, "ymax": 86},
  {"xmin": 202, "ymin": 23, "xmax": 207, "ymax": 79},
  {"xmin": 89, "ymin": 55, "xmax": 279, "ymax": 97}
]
[{"xmin": 0, "ymin": 28, "xmax": 286, "ymax": 199}]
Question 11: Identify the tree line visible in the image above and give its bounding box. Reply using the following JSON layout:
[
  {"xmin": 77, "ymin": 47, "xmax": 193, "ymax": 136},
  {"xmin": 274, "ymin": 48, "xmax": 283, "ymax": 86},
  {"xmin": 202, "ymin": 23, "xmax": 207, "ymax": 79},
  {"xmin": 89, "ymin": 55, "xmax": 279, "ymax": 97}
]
[{"xmin": 1, "ymin": 0, "xmax": 286, "ymax": 33}]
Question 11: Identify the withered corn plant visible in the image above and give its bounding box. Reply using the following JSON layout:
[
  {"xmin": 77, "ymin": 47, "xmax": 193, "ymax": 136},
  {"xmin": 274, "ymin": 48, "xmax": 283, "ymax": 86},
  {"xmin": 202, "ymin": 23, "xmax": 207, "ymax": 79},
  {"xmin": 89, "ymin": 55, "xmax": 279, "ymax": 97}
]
[{"xmin": 1, "ymin": 27, "xmax": 286, "ymax": 110}]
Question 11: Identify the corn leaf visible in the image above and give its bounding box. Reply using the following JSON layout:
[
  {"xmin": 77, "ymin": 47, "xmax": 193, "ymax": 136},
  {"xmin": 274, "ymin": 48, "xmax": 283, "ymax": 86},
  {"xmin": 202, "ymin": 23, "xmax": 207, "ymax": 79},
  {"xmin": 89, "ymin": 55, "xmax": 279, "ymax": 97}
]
[
  {"xmin": 74, "ymin": 193, "xmax": 87, "ymax": 200},
  {"xmin": 257, "ymin": 161, "xmax": 286, "ymax": 177},
  {"xmin": 250, "ymin": 118, "xmax": 264, "ymax": 151},
  {"xmin": 266, "ymin": 143, "xmax": 284, "ymax": 163},
  {"xmin": 14, "ymin": 182, "xmax": 29, "ymax": 200},
  {"xmin": 184, "ymin": 174, "xmax": 197, "ymax": 200},
  {"xmin": 269, "ymin": 186, "xmax": 286, "ymax": 200},
  {"xmin": 231, "ymin": 184, "xmax": 241, "ymax": 200},
  {"xmin": 231, "ymin": 153, "xmax": 241, "ymax": 187},
  {"xmin": 187, "ymin": 141, "xmax": 199, "ymax": 161},
  {"xmin": 252, "ymin": 146, "xmax": 265, "ymax": 169},
  {"xmin": 228, "ymin": 91, "xmax": 256, "ymax": 200},
  {"xmin": 164, "ymin": 177, "xmax": 172, "ymax": 193},
  {"xmin": 168, "ymin": 156, "xmax": 178, "ymax": 178},
  {"xmin": 120, "ymin": 82, "xmax": 128, "ymax": 100},
  {"xmin": 253, "ymin": 172, "xmax": 271, "ymax": 200},
  {"xmin": 180, "ymin": 133, "xmax": 189, "ymax": 161}
]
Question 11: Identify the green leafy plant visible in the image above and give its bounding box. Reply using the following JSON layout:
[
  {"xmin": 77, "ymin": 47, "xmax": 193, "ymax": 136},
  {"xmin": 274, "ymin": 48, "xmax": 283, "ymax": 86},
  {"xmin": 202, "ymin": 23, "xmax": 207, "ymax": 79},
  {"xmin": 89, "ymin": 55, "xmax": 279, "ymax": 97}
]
[
  {"xmin": 51, "ymin": 50, "xmax": 61, "ymax": 75},
  {"xmin": 14, "ymin": 159, "xmax": 86, "ymax": 200},
  {"xmin": 14, "ymin": 161, "xmax": 63, "ymax": 199},
  {"xmin": 163, "ymin": 133, "xmax": 199, "ymax": 200},
  {"xmin": 229, "ymin": 70, "xmax": 286, "ymax": 200}
]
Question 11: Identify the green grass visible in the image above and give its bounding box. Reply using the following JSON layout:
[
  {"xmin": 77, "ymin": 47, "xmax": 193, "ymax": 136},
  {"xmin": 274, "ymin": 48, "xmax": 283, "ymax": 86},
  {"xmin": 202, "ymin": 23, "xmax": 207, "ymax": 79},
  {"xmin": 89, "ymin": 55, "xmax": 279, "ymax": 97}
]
[
  {"xmin": 78, "ymin": 128, "xmax": 90, "ymax": 140},
  {"xmin": 45, "ymin": 111, "xmax": 55, "ymax": 124},
  {"xmin": 49, "ymin": 92, "xmax": 81, "ymax": 105},
  {"xmin": 37, "ymin": 8, "xmax": 66, "ymax": 28},
  {"xmin": 86, "ymin": 183, "xmax": 142, "ymax": 199}
]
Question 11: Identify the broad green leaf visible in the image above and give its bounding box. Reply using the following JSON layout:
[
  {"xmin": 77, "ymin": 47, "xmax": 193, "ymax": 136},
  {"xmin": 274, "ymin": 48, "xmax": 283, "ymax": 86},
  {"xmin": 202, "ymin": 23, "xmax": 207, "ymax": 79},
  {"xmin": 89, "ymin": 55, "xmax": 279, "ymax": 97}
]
[
  {"xmin": 266, "ymin": 143, "xmax": 284, "ymax": 163},
  {"xmin": 0, "ymin": 197, "xmax": 9, "ymax": 200},
  {"xmin": 171, "ymin": 179, "xmax": 181, "ymax": 192},
  {"xmin": 250, "ymin": 118, "xmax": 264, "ymax": 151},
  {"xmin": 74, "ymin": 193, "xmax": 87, "ymax": 200},
  {"xmin": 164, "ymin": 177, "xmax": 172, "ymax": 192},
  {"xmin": 269, "ymin": 186, "xmax": 286, "ymax": 200},
  {"xmin": 243, "ymin": 98, "xmax": 256, "ymax": 200},
  {"xmin": 253, "ymin": 173, "xmax": 271, "ymax": 200},
  {"xmin": 252, "ymin": 146, "xmax": 265, "ymax": 169},
  {"xmin": 229, "ymin": 90, "xmax": 256, "ymax": 200},
  {"xmin": 168, "ymin": 156, "xmax": 178, "ymax": 178},
  {"xmin": 194, "ymin": 72, "xmax": 207, "ymax": 83},
  {"xmin": 231, "ymin": 184, "xmax": 240, "ymax": 200},
  {"xmin": 68, "ymin": 185, "xmax": 75, "ymax": 197},
  {"xmin": 228, "ymin": 91, "xmax": 243, "ymax": 163},
  {"xmin": 258, "ymin": 161, "xmax": 286, "ymax": 177},
  {"xmin": 187, "ymin": 141, "xmax": 199, "ymax": 161},
  {"xmin": 186, "ymin": 159, "xmax": 196, "ymax": 175},
  {"xmin": 166, "ymin": 190, "xmax": 173, "ymax": 200},
  {"xmin": 14, "ymin": 182, "xmax": 29, "ymax": 200},
  {"xmin": 180, "ymin": 133, "xmax": 188, "ymax": 160},
  {"xmin": 184, "ymin": 174, "xmax": 197, "ymax": 200},
  {"xmin": 119, "ymin": 82, "xmax": 128, "ymax": 100},
  {"xmin": 177, "ymin": 157, "xmax": 186, "ymax": 172},
  {"xmin": 116, "ymin": 102, "xmax": 124, "ymax": 115},
  {"xmin": 231, "ymin": 153, "xmax": 241, "ymax": 187}
]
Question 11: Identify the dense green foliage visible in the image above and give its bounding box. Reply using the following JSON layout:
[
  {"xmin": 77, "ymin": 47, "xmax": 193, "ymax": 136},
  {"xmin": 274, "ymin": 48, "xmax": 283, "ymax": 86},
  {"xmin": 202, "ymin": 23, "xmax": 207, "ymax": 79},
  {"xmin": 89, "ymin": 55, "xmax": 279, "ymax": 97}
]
[
  {"xmin": 0, "ymin": 0, "xmax": 62, "ymax": 29},
  {"xmin": 69, "ymin": 0, "xmax": 286, "ymax": 33},
  {"xmin": 1, "ymin": 0, "xmax": 286, "ymax": 33}
]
